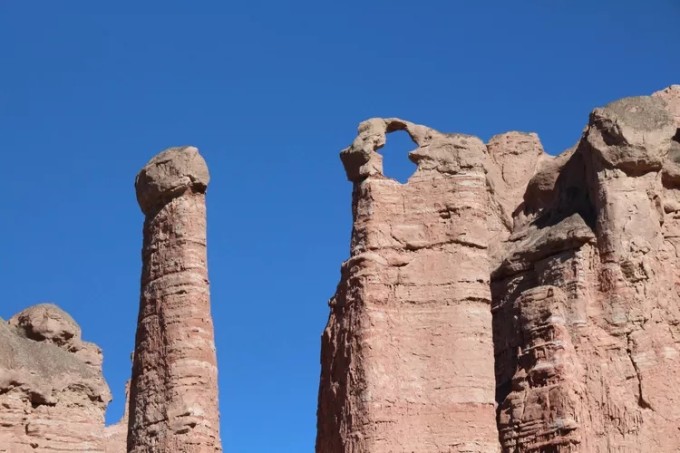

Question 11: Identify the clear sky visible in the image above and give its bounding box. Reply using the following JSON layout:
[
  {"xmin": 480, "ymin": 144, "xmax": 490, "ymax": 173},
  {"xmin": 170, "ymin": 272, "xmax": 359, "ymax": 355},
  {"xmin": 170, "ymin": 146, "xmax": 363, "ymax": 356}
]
[{"xmin": 1, "ymin": 1, "xmax": 678, "ymax": 451}]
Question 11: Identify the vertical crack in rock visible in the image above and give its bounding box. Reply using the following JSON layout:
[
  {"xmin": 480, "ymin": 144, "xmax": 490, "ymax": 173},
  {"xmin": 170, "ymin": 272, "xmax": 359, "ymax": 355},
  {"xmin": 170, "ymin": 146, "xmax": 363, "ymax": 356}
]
[
  {"xmin": 497, "ymin": 286, "xmax": 585, "ymax": 452},
  {"xmin": 128, "ymin": 146, "xmax": 222, "ymax": 452},
  {"xmin": 317, "ymin": 118, "xmax": 500, "ymax": 452},
  {"xmin": 625, "ymin": 332, "xmax": 652, "ymax": 411}
]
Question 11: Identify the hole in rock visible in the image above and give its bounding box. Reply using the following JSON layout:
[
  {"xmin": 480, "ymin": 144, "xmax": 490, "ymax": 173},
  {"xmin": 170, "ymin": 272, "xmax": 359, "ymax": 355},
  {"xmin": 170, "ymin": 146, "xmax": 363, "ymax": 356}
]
[{"xmin": 381, "ymin": 129, "xmax": 417, "ymax": 184}]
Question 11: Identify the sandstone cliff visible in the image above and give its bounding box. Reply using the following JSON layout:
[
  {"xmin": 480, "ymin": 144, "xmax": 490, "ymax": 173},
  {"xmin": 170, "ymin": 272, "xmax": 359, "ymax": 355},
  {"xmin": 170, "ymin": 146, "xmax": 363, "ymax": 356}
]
[
  {"xmin": 494, "ymin": 86, "xmax": 680, "ymax": 452},
  {"xmin": 318, "ymin": 85, "xmax": 680, "ymax": 452},
  {"xmin": 317, "ymin": 119, "xmax": 499, "ymax": 452},
  {"xmin": 0, "ymin": 304, "xmax": 114, "ymax": 452}
]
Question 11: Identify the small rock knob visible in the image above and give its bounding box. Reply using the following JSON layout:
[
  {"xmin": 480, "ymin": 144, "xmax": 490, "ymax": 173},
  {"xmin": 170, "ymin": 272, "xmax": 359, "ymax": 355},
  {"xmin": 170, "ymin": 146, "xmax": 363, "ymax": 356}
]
[
  {"xmin": 135, "ymin": 146, "xmax": 210, "ymax": 215},
  {"xmin": 9, "ymin": 303, "xmax": 81, "ymax": 346}
]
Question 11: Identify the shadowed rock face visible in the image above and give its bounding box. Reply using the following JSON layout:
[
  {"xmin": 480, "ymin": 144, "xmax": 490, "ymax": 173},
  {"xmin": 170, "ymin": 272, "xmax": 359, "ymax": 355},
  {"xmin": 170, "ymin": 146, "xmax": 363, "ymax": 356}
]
[
  {"xmin": 0, "ymin": 304, "xmax": 112, "ymax": 452},
  {"xmin": 128, "ymin": 146, "xmax": 222, "ymax": 452},
  {"xmin": 319, "ymin": 86, "xmax": 680, "ymax": 452}
]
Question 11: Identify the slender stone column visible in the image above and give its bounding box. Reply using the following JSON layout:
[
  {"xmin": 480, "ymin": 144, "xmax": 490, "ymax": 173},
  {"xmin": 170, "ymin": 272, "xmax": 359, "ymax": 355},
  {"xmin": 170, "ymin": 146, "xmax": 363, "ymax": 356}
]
[{"xmin": 128, "ymin": 147, "xmax": 221, "ymax": 452}]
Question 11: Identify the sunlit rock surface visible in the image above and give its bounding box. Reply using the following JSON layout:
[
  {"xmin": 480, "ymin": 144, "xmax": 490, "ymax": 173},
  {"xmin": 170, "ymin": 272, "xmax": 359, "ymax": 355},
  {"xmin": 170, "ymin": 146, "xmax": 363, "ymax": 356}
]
[
  {"xmin": 318, "ymin": 86, "xmax": 680, "ymax": 452},
  {"xmin": 128, "ymin": 146, "xmax": 222, "ymax": 452}
]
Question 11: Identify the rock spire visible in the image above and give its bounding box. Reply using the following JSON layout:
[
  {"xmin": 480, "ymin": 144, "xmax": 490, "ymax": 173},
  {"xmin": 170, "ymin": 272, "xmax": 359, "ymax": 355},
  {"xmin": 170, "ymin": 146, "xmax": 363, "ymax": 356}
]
[{"xmin": 128, "ymin": 146, "xmax": 222, "ymax": 452}]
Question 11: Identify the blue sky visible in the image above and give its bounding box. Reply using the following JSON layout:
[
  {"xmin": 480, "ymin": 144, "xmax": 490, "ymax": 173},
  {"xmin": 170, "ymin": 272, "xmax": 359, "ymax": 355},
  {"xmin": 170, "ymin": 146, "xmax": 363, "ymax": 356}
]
[{"xmin": 1, "ymin": 1, "xmax": 678, "ymax": 451}]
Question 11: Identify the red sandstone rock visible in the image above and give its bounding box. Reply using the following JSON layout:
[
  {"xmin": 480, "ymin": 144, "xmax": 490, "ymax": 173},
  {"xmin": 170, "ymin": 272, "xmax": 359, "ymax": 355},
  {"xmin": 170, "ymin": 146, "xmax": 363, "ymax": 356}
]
[
  {"xmin": 497, "ymin": 286, "xmax": 586, "ymax": 451},
  {"xmin": 492, "ymin": 92, "xmax": 680, "ymax": 451},
  {"xmin": 128, "ymin": 146, "xmax": 222, "ymax": 452},
  {"xmin": 104, "ymin": 380, "xmax": 130, "ymax": 453},
  {"xmin": 0, "ymin": 304, "xmax": 112, "ymax": 452},
  {"xmin": 320, "ymin": 85, "xmax": 680, "ymax": 453},
  {"xmin": 318, "ymin": 119, "xmax": 500, "ymax": 452}
]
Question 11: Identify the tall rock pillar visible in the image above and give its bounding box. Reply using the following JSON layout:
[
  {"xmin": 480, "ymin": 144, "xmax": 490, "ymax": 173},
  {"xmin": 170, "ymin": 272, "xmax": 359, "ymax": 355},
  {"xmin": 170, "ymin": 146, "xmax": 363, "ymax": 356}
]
[
  {"xmin": 317, "ymin": 119, "xmax": 499, "ymax": 452},
  {"xmin": 128, "ymin": 147, "xmax": 222, "ymax": 452}
]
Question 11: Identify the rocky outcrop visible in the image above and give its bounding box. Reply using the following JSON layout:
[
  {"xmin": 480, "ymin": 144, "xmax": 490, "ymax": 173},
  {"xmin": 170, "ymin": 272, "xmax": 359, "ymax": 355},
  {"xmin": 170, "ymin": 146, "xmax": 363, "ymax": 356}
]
[
  {"xmin": 317, "ymin": 119, "xmax": 499, "ymax": 452},
  {"xmin": 2, "ymin": 86, "xmax": 678, "ymax": 452},
  {"xmin": 493, "ymin": 92, "xmax": 680, "ymax": 452},
  {"xmin": 320, "ymin": 86, "xmax": 680, "ymax": 452},
  {"xmin": 0, "ymin": 304, "xmax": 112, "ymax": 452},
  {"xmin": 128, "ymin": 146, "xmax": 222, "ymax": 452}
]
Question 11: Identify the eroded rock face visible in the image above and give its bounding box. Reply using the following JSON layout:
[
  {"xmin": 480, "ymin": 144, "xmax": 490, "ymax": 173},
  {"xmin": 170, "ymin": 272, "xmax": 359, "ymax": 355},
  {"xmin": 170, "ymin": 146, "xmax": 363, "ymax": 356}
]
[
  {"xmin": 320, "ymin": 85, "xmax": 680, "ymax": 452},
  {"xmin": 0, "ymin": 304, "xmax": 113, "ymax": 452},
  {"xmin": 318, "ymin": 119, "xmax": 500, "ymax": 452},
  {"xmin": 128, "ymin": 146, "xmax": 222, "ymax": 452},
  {"xmin": 491, "ymin": 92, "xmax": 680, "ymax": 452},
  {"xmin": 497, "ymin": 286, "xmax": 586, "ymax": 452}
]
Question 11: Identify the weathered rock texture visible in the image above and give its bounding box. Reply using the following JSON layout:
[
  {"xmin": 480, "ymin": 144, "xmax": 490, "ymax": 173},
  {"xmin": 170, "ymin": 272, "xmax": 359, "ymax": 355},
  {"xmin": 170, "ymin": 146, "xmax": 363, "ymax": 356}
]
[
  {"xmin": 319, "ymin": 85, "xmax": 680, "ymax": 452},
  {"xmin": 317, "ymin": 119, "xmax": 500, "ymax": 452},
  {"xmin": 128, "ymin": 146, "xmax": 222, "ymax": 452},
  {"xmin": 493, "ymin": 87, "xmax": 680, "ymax": 452},
  {"xmin": 0, "ymin": 304, "xmax": 113, "ymax": 452}
]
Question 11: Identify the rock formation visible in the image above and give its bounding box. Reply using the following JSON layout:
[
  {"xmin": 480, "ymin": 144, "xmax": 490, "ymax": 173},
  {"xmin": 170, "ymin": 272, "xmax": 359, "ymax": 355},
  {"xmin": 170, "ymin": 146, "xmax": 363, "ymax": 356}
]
[
  {"xmin": 0, "ymin": 304, "xmax": 112, "ymax": 452},
  {"xmin": 493, "ymin": 87, "xmax": 680, "ymax": 452},
  {"xmin": 2, "ymin": 86, "xmax": 678, "ymax": 453},
  {"xmin": 0, "ymin": 146, "xmax": 223, "ymax": 452},
  {"xmin": 128, "ymin": 146, "xmax": 222, "ymax": 452},
  {"xmin": 317, "ymin": 119, "xmax": 500, "ymax": 452},
  {"xmin": 319, "ymin": 85, "xmax": 680, "ymax": 452}
]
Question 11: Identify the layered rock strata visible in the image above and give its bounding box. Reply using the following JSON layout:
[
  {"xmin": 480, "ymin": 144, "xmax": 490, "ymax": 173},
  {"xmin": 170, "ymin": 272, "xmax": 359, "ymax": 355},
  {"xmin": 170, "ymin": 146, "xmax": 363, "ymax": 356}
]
[
  {"xmin": 128, "ymin": 146, "xmax": 222, "ymax": 452},
  {"xmin": 317, "ymin": 119, "xmax": 500, "ymax": 452},
  {"xmin": 0, "ymin": 304, "xmax": 112, "ymax": 452},
  {"xmin": 319, "ymin": 85, "xmax": 680, "ymax": 452}
]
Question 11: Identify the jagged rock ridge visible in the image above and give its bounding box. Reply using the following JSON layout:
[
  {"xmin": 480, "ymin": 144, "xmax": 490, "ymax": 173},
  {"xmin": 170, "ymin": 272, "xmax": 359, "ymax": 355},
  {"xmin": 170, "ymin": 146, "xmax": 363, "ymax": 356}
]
[{"xmin": 318, "ymin": 85, "xmax": 680, "ymax": 452}]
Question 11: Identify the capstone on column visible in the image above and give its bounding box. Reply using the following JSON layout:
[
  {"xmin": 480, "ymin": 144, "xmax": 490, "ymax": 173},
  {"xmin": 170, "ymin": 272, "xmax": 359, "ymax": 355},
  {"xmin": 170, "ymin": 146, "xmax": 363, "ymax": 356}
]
[
  {"xmin": 317, "ymin": 119, "xmax": 499, "ymax": 452},
  {"xmin": 128, "ymin": 146, "xmax": 222, "ymax": 453}
]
